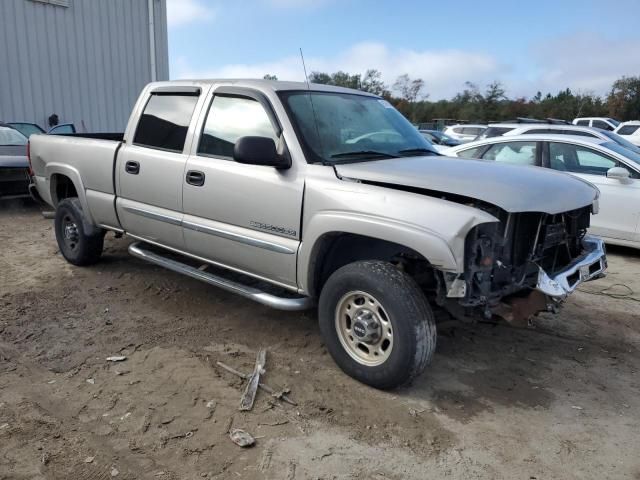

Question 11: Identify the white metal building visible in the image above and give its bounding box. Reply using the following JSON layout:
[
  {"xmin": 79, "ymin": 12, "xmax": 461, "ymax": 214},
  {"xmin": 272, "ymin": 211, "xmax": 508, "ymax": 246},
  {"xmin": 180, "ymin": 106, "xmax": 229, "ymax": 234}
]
[{"xmin": 0, "ymin": 0, "xmax": 169, "ymax": 132}]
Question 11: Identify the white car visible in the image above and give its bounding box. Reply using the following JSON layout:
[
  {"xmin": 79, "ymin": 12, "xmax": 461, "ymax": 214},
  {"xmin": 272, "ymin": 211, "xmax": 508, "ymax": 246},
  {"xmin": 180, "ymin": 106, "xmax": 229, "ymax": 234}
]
[
  {"xmin": 444, "ymin": 134, "xmax": 640, "ymax": 248},
  {"xmin": 443, "ymin": 124, "xmax": 487, "ymax": 143},
  {"xmin": 573, "ymin": 117, "xmax": 620, "ymax": 131},
  {"xmin": 502, "ymin": 124, "xmax": 640, "ymax": 155},
  {"xmin": 614, "ymin": 121, "xmax": 640, "ymax": 147}
]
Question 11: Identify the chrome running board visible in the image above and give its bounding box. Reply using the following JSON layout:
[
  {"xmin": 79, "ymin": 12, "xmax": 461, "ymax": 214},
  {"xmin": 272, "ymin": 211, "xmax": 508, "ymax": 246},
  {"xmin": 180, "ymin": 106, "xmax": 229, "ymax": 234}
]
[{"xmin": 128, "ymin": 242, "xmax": 314, "ymax": 311}]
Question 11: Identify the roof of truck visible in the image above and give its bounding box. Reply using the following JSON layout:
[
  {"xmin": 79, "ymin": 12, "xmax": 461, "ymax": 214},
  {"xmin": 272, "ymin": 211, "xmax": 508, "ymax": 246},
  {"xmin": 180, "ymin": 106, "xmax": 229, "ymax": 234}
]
[{"xmin": 148, "ymin": 79, "xmax": 379, "ymax": 96}]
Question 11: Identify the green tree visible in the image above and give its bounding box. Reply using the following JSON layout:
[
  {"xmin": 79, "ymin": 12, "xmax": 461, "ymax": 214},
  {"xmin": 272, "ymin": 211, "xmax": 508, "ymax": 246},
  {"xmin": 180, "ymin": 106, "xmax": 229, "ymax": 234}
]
[
  {"xmin": 607, "ymin": 76, "xmax": 640, "ymax": 120},
  {"xmin": 361, "ymin": 69, "xmax": 389, "ymax": 96}
]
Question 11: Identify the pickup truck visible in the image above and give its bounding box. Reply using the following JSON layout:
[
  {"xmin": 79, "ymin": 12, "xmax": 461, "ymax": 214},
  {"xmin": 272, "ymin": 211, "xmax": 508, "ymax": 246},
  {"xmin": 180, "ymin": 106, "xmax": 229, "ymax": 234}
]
[{"xmin": 29, "ymin": 80, "xmax": 607, "ymax": 389}]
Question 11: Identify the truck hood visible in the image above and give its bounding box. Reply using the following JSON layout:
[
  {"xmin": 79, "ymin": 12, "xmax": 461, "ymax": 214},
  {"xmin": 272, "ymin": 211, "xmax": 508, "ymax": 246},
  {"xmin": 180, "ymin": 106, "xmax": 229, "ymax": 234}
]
[
  {"xmin": 335, "ymin": 156, "xmax": 598, "ymax": 214},
  {"xmin": 0, "ymin": 145, "xmax": 28, "ymax": 168}
]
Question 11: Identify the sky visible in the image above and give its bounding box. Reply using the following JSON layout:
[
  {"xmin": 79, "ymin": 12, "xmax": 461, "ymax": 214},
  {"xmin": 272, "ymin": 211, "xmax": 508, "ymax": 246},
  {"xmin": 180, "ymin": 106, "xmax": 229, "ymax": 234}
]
[{"xmin": 166, "ymin": 0, "xmax": 640, "ymax": 100}]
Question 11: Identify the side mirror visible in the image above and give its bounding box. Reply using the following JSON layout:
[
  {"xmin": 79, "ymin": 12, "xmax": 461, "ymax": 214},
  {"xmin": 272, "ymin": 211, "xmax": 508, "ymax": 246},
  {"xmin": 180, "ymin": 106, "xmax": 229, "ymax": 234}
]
[
  {"xmin": 233, "ymin": 136, "xmax": 290, "ymax": 169},
  {"xmin": 606, "ymin": 166, "xmax": 631, "ymax": 182}
]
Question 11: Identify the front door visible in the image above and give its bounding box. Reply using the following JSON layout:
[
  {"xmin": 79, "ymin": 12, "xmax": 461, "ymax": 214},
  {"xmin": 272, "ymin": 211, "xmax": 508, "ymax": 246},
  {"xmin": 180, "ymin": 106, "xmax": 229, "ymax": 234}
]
[
  {"xmin": 182, "ymin": 87, "xmax": 304, "ymax": 289},
  {"xmin": 546, "ymin": 141, "xmax": 640, "ymax": 241},
  {"xmin": 116, "ymin": 90, "xmax": 202, "ymax": 250}
]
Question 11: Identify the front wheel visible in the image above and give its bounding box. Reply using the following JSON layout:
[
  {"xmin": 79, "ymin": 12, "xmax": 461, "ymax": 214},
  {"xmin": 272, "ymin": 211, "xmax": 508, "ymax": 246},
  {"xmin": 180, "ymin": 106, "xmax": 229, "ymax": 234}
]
[{"xmin": 318, "ymin": 260, "xmax": 436, "ymax": 389}]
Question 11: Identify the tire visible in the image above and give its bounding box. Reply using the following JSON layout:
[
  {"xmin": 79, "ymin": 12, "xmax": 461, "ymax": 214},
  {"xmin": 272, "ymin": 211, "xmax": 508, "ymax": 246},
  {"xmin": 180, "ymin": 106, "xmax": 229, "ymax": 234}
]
[
  {"xmin": 54, "ymin": 197, "xmax": 104, "ymax": 266},
  {"xmin": 318, "ymin": 260, "xmax": 436, "ymax": 389}
]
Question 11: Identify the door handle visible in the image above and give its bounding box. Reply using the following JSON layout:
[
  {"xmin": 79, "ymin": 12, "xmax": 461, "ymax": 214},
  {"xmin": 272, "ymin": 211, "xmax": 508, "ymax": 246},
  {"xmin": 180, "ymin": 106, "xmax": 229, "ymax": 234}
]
[
  {"xmin": 125, "ymin": 161, "xmax": 140, "ymax": 175},
  {"xmin": 186, "ymin": 170, "xmax": 205, "ymax": 186}
]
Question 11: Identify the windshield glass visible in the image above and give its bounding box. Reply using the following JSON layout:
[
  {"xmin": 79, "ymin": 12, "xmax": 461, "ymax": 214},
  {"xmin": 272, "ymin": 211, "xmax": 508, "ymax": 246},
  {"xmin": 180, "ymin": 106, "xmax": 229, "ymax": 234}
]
[
  {"xmin": 600, "ymin": 130, "xmax": 640, "ymax": 154},
  {"xmin": 9, "ymin": 123, "xmax": 44, "ymax": 138},
  {"xmin": 0, "ymin": 126, "xmax": 28, "ymax": 146},
  {"xmin": 608, "ymin": 118, "xmax": 620, "ymax": 127},
  {"xmin": 603, "ymin": 141, "xmax": 640, "ymax": 166},
  {"xmin": 280, "ymin": 91, "xmax": 437, "ymax": 163}
]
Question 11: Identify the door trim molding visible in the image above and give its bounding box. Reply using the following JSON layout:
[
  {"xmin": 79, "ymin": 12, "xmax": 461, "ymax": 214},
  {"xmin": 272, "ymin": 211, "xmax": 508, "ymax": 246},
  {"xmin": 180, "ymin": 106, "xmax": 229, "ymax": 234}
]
[
  {"xmin": 183, "ymin": 219, "xmax": 295, "ymax": 255},
  {"xmin": 122, "ymin": 205, "xmax": 182, "ymax": 226},
  {"xmin": 123, "ymin": 205, "xmax": 295, "ymax": 255}
]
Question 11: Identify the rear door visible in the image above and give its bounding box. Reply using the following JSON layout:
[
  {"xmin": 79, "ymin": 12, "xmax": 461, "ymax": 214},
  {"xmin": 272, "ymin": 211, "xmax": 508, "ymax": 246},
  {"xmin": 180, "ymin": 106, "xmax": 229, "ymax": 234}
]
[
  {"xmin": 116, "ymin": 86, "xmax": 206, "ymax": 250},
  {"xmin": 181, "ymin": 86, "xmax": 304, "ymax": 289},
  {"xmin": 477, "ymin": 140, "xmax": 541, "ymax": 166},
  {"xmin": 545, "ymin": 141, "xmax": 640, "ymax": 241}
]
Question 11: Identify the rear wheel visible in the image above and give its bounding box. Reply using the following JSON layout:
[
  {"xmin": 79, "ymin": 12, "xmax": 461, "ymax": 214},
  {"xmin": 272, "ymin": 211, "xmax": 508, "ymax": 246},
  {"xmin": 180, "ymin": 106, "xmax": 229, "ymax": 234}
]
[
  {"xmin": 54, "ymin": 198, "xmax": 104, "ymax": 266},
  {"xmin": 318, "ymin": 260, "xmax": 436, "ymax": 389}
]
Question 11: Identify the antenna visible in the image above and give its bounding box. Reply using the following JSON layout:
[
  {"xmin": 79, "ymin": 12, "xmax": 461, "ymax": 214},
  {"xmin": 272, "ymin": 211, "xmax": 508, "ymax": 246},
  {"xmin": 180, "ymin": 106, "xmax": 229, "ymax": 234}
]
[{"xmin": 299, "ymin": 48, "xmax": 325, "ymax": 162}]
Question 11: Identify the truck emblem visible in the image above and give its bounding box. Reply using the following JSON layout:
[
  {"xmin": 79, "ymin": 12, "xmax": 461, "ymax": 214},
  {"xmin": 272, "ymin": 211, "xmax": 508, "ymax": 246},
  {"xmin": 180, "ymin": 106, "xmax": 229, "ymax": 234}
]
[{"xmin": 250, "ymin": 221, "xmax": 297, "ymax": 237}]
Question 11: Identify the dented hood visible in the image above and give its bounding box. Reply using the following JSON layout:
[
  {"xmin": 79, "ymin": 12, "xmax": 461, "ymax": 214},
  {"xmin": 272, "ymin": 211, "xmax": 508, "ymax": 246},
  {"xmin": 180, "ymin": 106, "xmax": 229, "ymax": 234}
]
[{"xmin": 335, "ymin": 156, "xmax": 598, "ymax": 214}]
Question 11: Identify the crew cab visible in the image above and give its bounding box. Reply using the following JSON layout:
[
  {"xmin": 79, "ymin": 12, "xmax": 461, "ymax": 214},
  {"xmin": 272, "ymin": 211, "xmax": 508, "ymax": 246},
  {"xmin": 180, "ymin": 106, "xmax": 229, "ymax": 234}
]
[{"xmin": 29, "ymin": 80, "xmax": 607, "ymax": 389}]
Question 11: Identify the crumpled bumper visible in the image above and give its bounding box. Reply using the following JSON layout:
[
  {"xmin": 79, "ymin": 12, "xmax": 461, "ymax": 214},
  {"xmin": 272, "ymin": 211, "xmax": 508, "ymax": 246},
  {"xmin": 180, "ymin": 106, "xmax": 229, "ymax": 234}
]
[{"xmin": 536, "ymin": 235, "xmax": 607, "ymax": 298}]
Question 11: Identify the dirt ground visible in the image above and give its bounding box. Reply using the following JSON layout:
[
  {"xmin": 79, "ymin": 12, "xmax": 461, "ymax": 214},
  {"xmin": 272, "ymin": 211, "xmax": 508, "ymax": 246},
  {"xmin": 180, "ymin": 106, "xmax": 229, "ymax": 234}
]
[{"xmin": 1, "ymin": 200, "xmax": 639, "ymax": 480}]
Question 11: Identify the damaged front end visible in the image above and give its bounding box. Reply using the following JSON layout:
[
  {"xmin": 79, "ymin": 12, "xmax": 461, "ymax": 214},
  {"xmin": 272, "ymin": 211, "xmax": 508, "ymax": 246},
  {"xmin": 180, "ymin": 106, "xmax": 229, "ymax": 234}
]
[{"xmin": 443, "ymin": 206, "xmax": 607, "ymax": 325}]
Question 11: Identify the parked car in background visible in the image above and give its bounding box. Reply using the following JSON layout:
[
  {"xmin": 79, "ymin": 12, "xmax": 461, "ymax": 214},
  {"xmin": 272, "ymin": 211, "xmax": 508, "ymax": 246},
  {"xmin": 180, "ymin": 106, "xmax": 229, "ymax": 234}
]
[
  {"xmin": 475, "ymin": 118, "xmax": 571, "ymax": 141},
  {"xmin": 419, "ymin": 129, "xmax": 461, "ymax": 152},
  {"xmin": 502, "ymin": 124, "xmax": 640, "ymax": 155},
  {"xmin": 0, "ymin": 123, "xmax": 30, "ymax": 199},
  {"xmin": 443, "ymin": 124, "xmax": 486, "ymax": 143},
  {"xmin": 573, "ymin": 117, "xmax": 620, "ymax": 131},
  {"xmin": 445, "ymin": 134, "xmax": 640, "ymax": 248},
  {"xmin": 29, "ymin": 80, "xmax": 606, "ymax": 389},
  {"xmin": 6, "ymin": 121, "xmax": 76, "ymax": 138},
  {"xmin": 614, "ymin": 121, "xmax": 640, "ymax": 147}
]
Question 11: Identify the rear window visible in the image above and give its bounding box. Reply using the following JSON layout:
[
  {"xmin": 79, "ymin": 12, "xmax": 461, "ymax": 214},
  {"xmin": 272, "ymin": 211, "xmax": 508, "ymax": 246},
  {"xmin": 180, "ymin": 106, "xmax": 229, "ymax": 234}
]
[
  {"xmin": 617, "ymin": 125, "xmax": 640, "ymax": 136},
  {"xmin": 133, "ymin": 93, "xmax": 199, "ymax": 152},
  {"xmin": 483, "ymin": 127, "xmax": 514, "ymax": 138},
  {"xmin": 592, "ymin": 120, "xmax": 613, "ymax": 131}
]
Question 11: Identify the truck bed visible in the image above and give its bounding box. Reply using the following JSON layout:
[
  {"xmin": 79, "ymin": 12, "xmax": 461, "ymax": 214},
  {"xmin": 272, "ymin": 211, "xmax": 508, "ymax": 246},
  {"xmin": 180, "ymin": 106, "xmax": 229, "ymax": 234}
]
[{"xmin": 29, "ymin": 132, "xmax": 124, "ymax": 228}]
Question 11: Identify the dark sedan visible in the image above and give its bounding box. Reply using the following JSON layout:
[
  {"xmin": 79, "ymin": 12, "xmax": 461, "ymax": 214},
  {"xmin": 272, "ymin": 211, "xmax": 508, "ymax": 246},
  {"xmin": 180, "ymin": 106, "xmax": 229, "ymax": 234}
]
[{"xmin": 0, "ymin": 124, "xmax": 30, "ymax": 199}]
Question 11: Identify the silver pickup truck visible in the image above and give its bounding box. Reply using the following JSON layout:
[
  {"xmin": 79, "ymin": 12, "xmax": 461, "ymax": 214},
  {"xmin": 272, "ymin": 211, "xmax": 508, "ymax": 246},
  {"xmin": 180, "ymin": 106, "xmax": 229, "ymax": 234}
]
[{"xmin": 29, "ymin": 80, "xmax": 607, "ymax": 389}]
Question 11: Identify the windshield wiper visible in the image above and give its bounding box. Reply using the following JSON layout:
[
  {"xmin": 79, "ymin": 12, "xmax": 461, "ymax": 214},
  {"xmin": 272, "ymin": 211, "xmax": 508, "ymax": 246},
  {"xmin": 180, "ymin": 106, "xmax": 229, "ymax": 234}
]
[
  {"xmin": 330, "ymin": 150, "xmax": 398, "ymax": 160},
  {"xmin": 397, "ymin": 148, "xmax": 440, "ymax": 157}
]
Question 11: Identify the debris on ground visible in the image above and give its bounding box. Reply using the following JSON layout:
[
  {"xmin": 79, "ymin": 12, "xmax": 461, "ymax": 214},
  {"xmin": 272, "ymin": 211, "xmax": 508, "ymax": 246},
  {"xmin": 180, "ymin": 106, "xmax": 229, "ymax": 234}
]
[
  {"xmin": 239, "ymin": 348, "xmax": 267, "ymax": 411},
  {"xmin": 106, "ymin": 356, "xmax": 127, "ymax": 362},
  {"xmin": 229, "ymin": 428, "xmax": 255, "ymax": 448},
  {"xmin": 217, "ymin": 360, "xmax": 297, "ymax": 406}
]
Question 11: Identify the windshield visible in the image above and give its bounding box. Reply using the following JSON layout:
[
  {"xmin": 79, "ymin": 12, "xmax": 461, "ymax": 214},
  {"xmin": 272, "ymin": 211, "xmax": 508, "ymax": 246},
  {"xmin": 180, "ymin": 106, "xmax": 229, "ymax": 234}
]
[
  {"xmin": 608, "ymin": 118, "xmax": 620, "ymax": 127},
  {"xmin": 280, "ymin": 91, "xmax": 437, "ymax": 163},
  {"xmin": 600, "ymin": 130, "xmax": 640, "ymax": 154},
  {"xmin": 603, "ymin": 141, "xmax": 640, "ymax": 166},
  {"xmin": 0, "ymin": 126, "xmax": 28, "ymax": 146},
  {"xmin": 8, "ymin": 122, "xmax": 45, "ymax": 138}
]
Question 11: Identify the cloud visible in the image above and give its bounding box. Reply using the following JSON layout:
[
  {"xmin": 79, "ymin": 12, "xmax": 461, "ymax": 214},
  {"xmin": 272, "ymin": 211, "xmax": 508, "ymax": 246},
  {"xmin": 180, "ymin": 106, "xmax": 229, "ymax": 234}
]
[
  {"xmin": 166, "ymin": 0, "xmax": 216, "ymax": 28},
  {"xmin": 529, "ymin": 33, "xmax": 640, "ymax": 96},
  {"xmin": 172, "ymin": 42, "xmax": 502, "ymax": 99}
]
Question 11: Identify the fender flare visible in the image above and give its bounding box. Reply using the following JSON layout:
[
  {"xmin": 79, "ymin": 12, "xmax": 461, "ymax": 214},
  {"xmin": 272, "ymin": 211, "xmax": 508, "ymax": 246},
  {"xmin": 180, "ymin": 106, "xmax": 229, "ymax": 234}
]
[
  {"xmin": 46, "ymin": 163, "xmax": 96, "ymax": 226},
  {"xmin": 297, "ymin": 211, "xmax": 461, "ymax": 294}
]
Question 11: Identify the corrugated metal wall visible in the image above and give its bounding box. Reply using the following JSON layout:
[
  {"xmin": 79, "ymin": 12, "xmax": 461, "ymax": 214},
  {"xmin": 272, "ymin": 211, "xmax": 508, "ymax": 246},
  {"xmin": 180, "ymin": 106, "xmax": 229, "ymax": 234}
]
[{"xmin": 0, "ymin": 0, "xmax": 169, "ymax": 132}]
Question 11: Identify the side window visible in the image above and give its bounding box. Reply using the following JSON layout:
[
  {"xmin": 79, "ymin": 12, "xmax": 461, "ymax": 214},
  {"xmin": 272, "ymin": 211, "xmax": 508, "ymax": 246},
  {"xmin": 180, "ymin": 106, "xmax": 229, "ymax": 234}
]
[
  {"xmin": 456, "ymin": 146, "xmax": 486, "ymax": 159},
  {"xmin": 482, "ymin": 142, "xmax": 537, "ymax": 166},
  {"xmin": 522, "ymin": 128, "xmax": 552, "ymax": 135},
  {"xmin": 198, "ymin": 95, "xmax": 278, "ymax": 158},
  {"xmin": 562, "ymin": 129, "xmax": 597, "ymax": 137},
  {"xmin": 617, "ymin": 125, "xmax": 640, "ymax": 135},
  {"xmin": 593, "ymin": 120, "xmax": 613, "ymax": 131},
  {"xmin": 453, "ymin": 127, "xmax": 464, "ymax": 134},
  {"xmin": 549, "ymin": 142, "xmax": 617, "ymax": 175},
  {"xmin": 133, "ymin": 94, "xmax": 199, "ymax": 152},
  {"xmin": 576, "ymin": 120, "xmax": 590, "ymax": 126}
]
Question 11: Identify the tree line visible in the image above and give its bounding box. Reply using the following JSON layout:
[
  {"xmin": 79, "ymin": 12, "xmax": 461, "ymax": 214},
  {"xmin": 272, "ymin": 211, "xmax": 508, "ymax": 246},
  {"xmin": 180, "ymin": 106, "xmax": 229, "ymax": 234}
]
[{"xmin": 264, "ymin": 71, "xmax": 640, "ymax": 124}]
